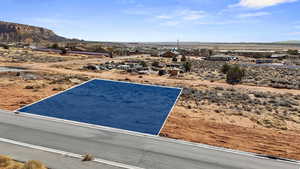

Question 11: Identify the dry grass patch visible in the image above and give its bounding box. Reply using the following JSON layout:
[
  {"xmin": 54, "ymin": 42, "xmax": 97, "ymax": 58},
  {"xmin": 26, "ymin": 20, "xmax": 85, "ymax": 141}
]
[
  {"xmin": 0, "ymin": 155, "xmax": 46, "ymax": 169},
  {"xmin": 82, "ymin": 154, "xmax": 94, "ymax": 162},
  {"xmin": 23, "ymin": 160, "xmax": 47, "ymax": 169}
]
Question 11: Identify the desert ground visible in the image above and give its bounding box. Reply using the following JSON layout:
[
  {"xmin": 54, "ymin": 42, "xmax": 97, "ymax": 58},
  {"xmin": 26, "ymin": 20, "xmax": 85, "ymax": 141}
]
[{"xmin": 1, "ymin": 47, "xmax": 300, "ymax": 161}]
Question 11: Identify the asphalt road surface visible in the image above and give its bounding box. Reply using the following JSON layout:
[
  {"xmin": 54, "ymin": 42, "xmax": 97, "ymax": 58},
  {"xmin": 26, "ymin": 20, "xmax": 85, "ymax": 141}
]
[{"xmin": 0, "ymin": 109, "xmax": 299, "ymax": 169}]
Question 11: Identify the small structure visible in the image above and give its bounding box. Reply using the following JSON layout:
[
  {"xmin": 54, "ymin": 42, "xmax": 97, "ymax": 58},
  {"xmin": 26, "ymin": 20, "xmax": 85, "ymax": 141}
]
[
  {"xmin": 117, "ymin": 65, "xmax": 131, "ymax": 70},
  {"xmin": 270, "ymin": 54, "xmax": 288, "ymax": 59},
  {"xmin": 160, "ymin": 51, "xmax": 179, "ymax": 58},
  {"xmin": 166, "ymin": 63, "xmax": 182, "ymax": 69},
  {"xmin": 200, "ymin": 48, "xmax": 213, "ymax": 57},
  {"xmin": 205, "ymin": 55, "xmax": 237, "ymax": 61},
  {"xmin": 83, "ymin": 65, "xmax": 100, "ymax": 71},
  {"xmin": 232, "ymin": 50, "xmax": 275, "ymax": 58},
  {"xmin": 256, "ymin": 60, "xmax": 273, "ymax": 64}
]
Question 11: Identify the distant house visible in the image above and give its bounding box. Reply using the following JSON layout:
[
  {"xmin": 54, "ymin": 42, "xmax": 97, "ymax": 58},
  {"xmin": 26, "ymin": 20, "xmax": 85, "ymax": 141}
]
[
  {"xmin": 232, "ymin": 50, "xmax": 275, "ymax": 58},
  {"xmin": 29, "ymin": 45, "xmax": 37, "ymax": 49},
  {"xmin": 270, "ymin": 54, "xmax": 288, "ymax": 59},
  {"xmin": 159, "ymin": 51, "xmax": 179, "ymax": 58},
  {"xmin": 205, "ymin": 55, "xmax": 237, "ymax": 61},
  {"xmin": 256, "ymin": 60, "xmax": 273, "ymax": 64},
  {"xmin": 117, "ymin": 65, "xmax": 131, "ymax": 70},
  {"xmin": 68, "ymin": 51, "xmax": 111, "ymax": 57},
  {"xmin": 166, "ymin": 63, "xmax": 182, "ymax": 69},
  {"xmin": 200, "ymin": 48, "xmax": 213, "ymax": 57}
]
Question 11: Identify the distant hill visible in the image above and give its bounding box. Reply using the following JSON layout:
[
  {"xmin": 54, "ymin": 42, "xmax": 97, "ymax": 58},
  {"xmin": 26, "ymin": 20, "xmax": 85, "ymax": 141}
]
[
  {"xmin": 275, "ymin": 40, "xmax": 300, "ymax": 44},
  {"xmin": 0, "ymin": 21, "xmax": 67, "ymax": 43}
]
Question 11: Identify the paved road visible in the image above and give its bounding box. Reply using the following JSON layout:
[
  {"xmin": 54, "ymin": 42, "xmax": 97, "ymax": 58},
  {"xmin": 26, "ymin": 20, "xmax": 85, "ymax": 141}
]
[
  {"xmin": 0, "ymin": 110, "xmax": 299, "ymax": 169},
  {"xmin": 0, "ymin": 141, "xmax": 122, "ymax": 169}
]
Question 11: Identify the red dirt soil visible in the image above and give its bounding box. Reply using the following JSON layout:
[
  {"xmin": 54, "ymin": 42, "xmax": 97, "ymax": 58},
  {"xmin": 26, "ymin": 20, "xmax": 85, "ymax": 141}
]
[{"xmin": 1, "ymin": 59, "xmax": 300, "ymax": 161}]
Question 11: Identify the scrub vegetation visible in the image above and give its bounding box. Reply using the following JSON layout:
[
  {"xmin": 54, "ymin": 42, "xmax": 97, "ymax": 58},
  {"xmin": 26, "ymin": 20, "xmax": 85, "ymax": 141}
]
[
  {"xmin": 0, "ymin": 155, "xmax": 47, "ymax": 169},
  {"xmin": 1, "ymin": 42, "xmax": 300, "ymax": 160}
]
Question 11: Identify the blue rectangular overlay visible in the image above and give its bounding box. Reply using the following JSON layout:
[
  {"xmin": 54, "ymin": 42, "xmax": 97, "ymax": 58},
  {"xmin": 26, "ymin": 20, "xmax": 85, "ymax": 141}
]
[{"xmin": 18, "ymin": 79, "xmax": 181, "ymax": 135}]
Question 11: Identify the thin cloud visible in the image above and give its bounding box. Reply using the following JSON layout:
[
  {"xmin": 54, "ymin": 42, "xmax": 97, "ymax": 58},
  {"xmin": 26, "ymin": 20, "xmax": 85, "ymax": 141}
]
[
  {"xmin": 156, "ymin": 15, "xmax": 173, "ymax": 19},
  {"xmin": 179, "ymin": 9, "xmax": 205, "ymax": 21},
  {"xmin": 231, "ymin": 0, "xmax": 298, "ymax": 8},
  {"xmin": 288, "ymin": 32, "xmax": 300, "ymax": 35},
  {"xmin": 160, "ymin": 20, "xmax": 180, "ymax": 26},
  {"xmin": 157, "ymin": 9, "xmax": 205, "ymax": 27},
  {"xmin": 123, "ymin": 8, "xmax": 152, "ymax": 15},
  {"xmin": 116, "ymin": 0, "xmax": 137, "ymax": 4},
  {"xmin": 155, "ymin": 9, "xmax": 205, "ymax": 21},
  {"xmin": 237, "ymin": 12, "xmax": 271, "ymax": 18},
  {"xmin": 196, "ymin": 20, "xmax": 244, "ymax": 25}
]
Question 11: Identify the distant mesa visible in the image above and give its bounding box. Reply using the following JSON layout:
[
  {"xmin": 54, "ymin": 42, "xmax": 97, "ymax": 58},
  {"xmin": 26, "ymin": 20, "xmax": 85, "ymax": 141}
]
[{"xmin": 0, "ymin": 21, "xmax": 68, "ymax": 43}]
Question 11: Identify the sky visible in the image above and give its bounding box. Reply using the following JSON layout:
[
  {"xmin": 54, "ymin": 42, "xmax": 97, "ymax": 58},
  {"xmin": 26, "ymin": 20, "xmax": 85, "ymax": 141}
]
[{"xmin": 1, "ymin": 0, "xmax": 300, "ymax": 42}]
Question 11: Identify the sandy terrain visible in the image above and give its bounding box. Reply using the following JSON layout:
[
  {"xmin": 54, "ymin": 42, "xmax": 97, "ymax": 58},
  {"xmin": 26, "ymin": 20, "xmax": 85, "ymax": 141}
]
[{"xmin": 1, "ymin": 49, "xmax": 300, "ymax": 160}]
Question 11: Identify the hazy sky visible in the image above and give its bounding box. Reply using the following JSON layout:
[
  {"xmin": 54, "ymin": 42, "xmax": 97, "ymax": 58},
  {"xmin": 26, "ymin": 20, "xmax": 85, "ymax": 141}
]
[{"xmin": 1, "ymin": 0, "xmax": 300, "ymax": 42}]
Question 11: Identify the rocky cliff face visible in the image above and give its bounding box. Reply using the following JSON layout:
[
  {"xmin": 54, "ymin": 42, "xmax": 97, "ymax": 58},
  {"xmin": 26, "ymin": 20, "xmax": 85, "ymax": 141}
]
[{"xmin": 0, "ymin": 21, "xmax": 67, "ymax": 43}]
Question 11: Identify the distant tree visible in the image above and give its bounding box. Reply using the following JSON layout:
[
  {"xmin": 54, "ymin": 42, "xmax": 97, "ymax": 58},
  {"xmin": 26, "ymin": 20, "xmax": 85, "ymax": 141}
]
[
  {"xmin": 158, "ymin": 69, "xmax": 167, "ymax": 76},
  {"xmin": 51, "ymin": 43, "xmax": 59, "ymax": 49},
  {"xmin": 140, "ymin": 61, "xmax": 148, "ymax": 67},
  {"xmin": 208, "ymin": 50, "xmax": 213, "ymax": 56},
  {"xmin": 152, "ymin": 61, "xmax": 160, "ymax": 67},
  {"xmin": 221, "ymin": 63, "xmax": 231, "ymax": 74},
  {"xmin": 181, "ymin": 55, "xmax": 187, "ymax": 62},
  {"xmin": 183, "ymin": 61, "xmax": 192, "ymax": 72},
  {"xmin": 226, "ymin": 65, "xmax": 245, "ymax": 85},
  {"xmin": 3, "ymin": 45, "xmax": 9, "ymax": 50},
  {"xmin": 172, "ymin": 56, "xmax": 178, "ymax": 62},
  {"xmin": 287, "ymin": 49, "xmax": 298, "ymax": 55}
]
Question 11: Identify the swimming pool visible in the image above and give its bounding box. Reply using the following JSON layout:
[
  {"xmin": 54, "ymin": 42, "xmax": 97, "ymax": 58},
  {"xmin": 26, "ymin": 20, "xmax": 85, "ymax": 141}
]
[{"xmin": 17, "ymin": 79, "xmax": 182, "ymax": 135}]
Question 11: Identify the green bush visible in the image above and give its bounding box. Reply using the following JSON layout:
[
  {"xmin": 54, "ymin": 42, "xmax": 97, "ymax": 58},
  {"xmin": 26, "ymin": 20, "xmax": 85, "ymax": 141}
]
[
  {"xmin": 152, "ymin": 61, "xmax": 160, "ymax": 67},
  {"xmin": 287, "ymin": 49, "xmax": 298, "ymax": 55},
  {"xmin": 140, "ymin": 61, "xmax": 148, "ymax": 67},
  {"xmin": 51, "ymin": 43, "xmax": 59, "ymax": 49},
  {"xmin": 3, "ymin": 45, "xmax": 9, "ymax": 50},
  {"xmin": 183, "ymin": 61, "xmax": 192, "ymax": 72},
  {"xmin": 221, "ymin": 63, "xmax": 231, "ymax": 74},
  {"xmin": 226, "ymin": 65, "xmax": 245, "ymax": 85},
  {"xmin": 158, "ymin": 70, "xmax": 167, "ymax": 76}
]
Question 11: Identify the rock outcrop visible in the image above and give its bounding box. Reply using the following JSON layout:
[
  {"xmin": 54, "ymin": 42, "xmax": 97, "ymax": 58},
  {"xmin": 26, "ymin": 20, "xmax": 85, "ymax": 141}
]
[{"xmin": 0, "ymin": 21, "xmax": 67, "ymax": 43}]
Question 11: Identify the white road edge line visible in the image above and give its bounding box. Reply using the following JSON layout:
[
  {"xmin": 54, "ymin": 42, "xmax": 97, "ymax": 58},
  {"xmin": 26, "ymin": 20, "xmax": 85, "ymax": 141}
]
[
  {"xmin": 0, "ymin": 138, "xmax": 144, "ymax": 169},
  {"xmin": 10, "ymin": 111, "xmax": 300, "ymax": 165},
  {"xmin": 11, "ymin": 79, "xmax": 300, "ymax": 165}
]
